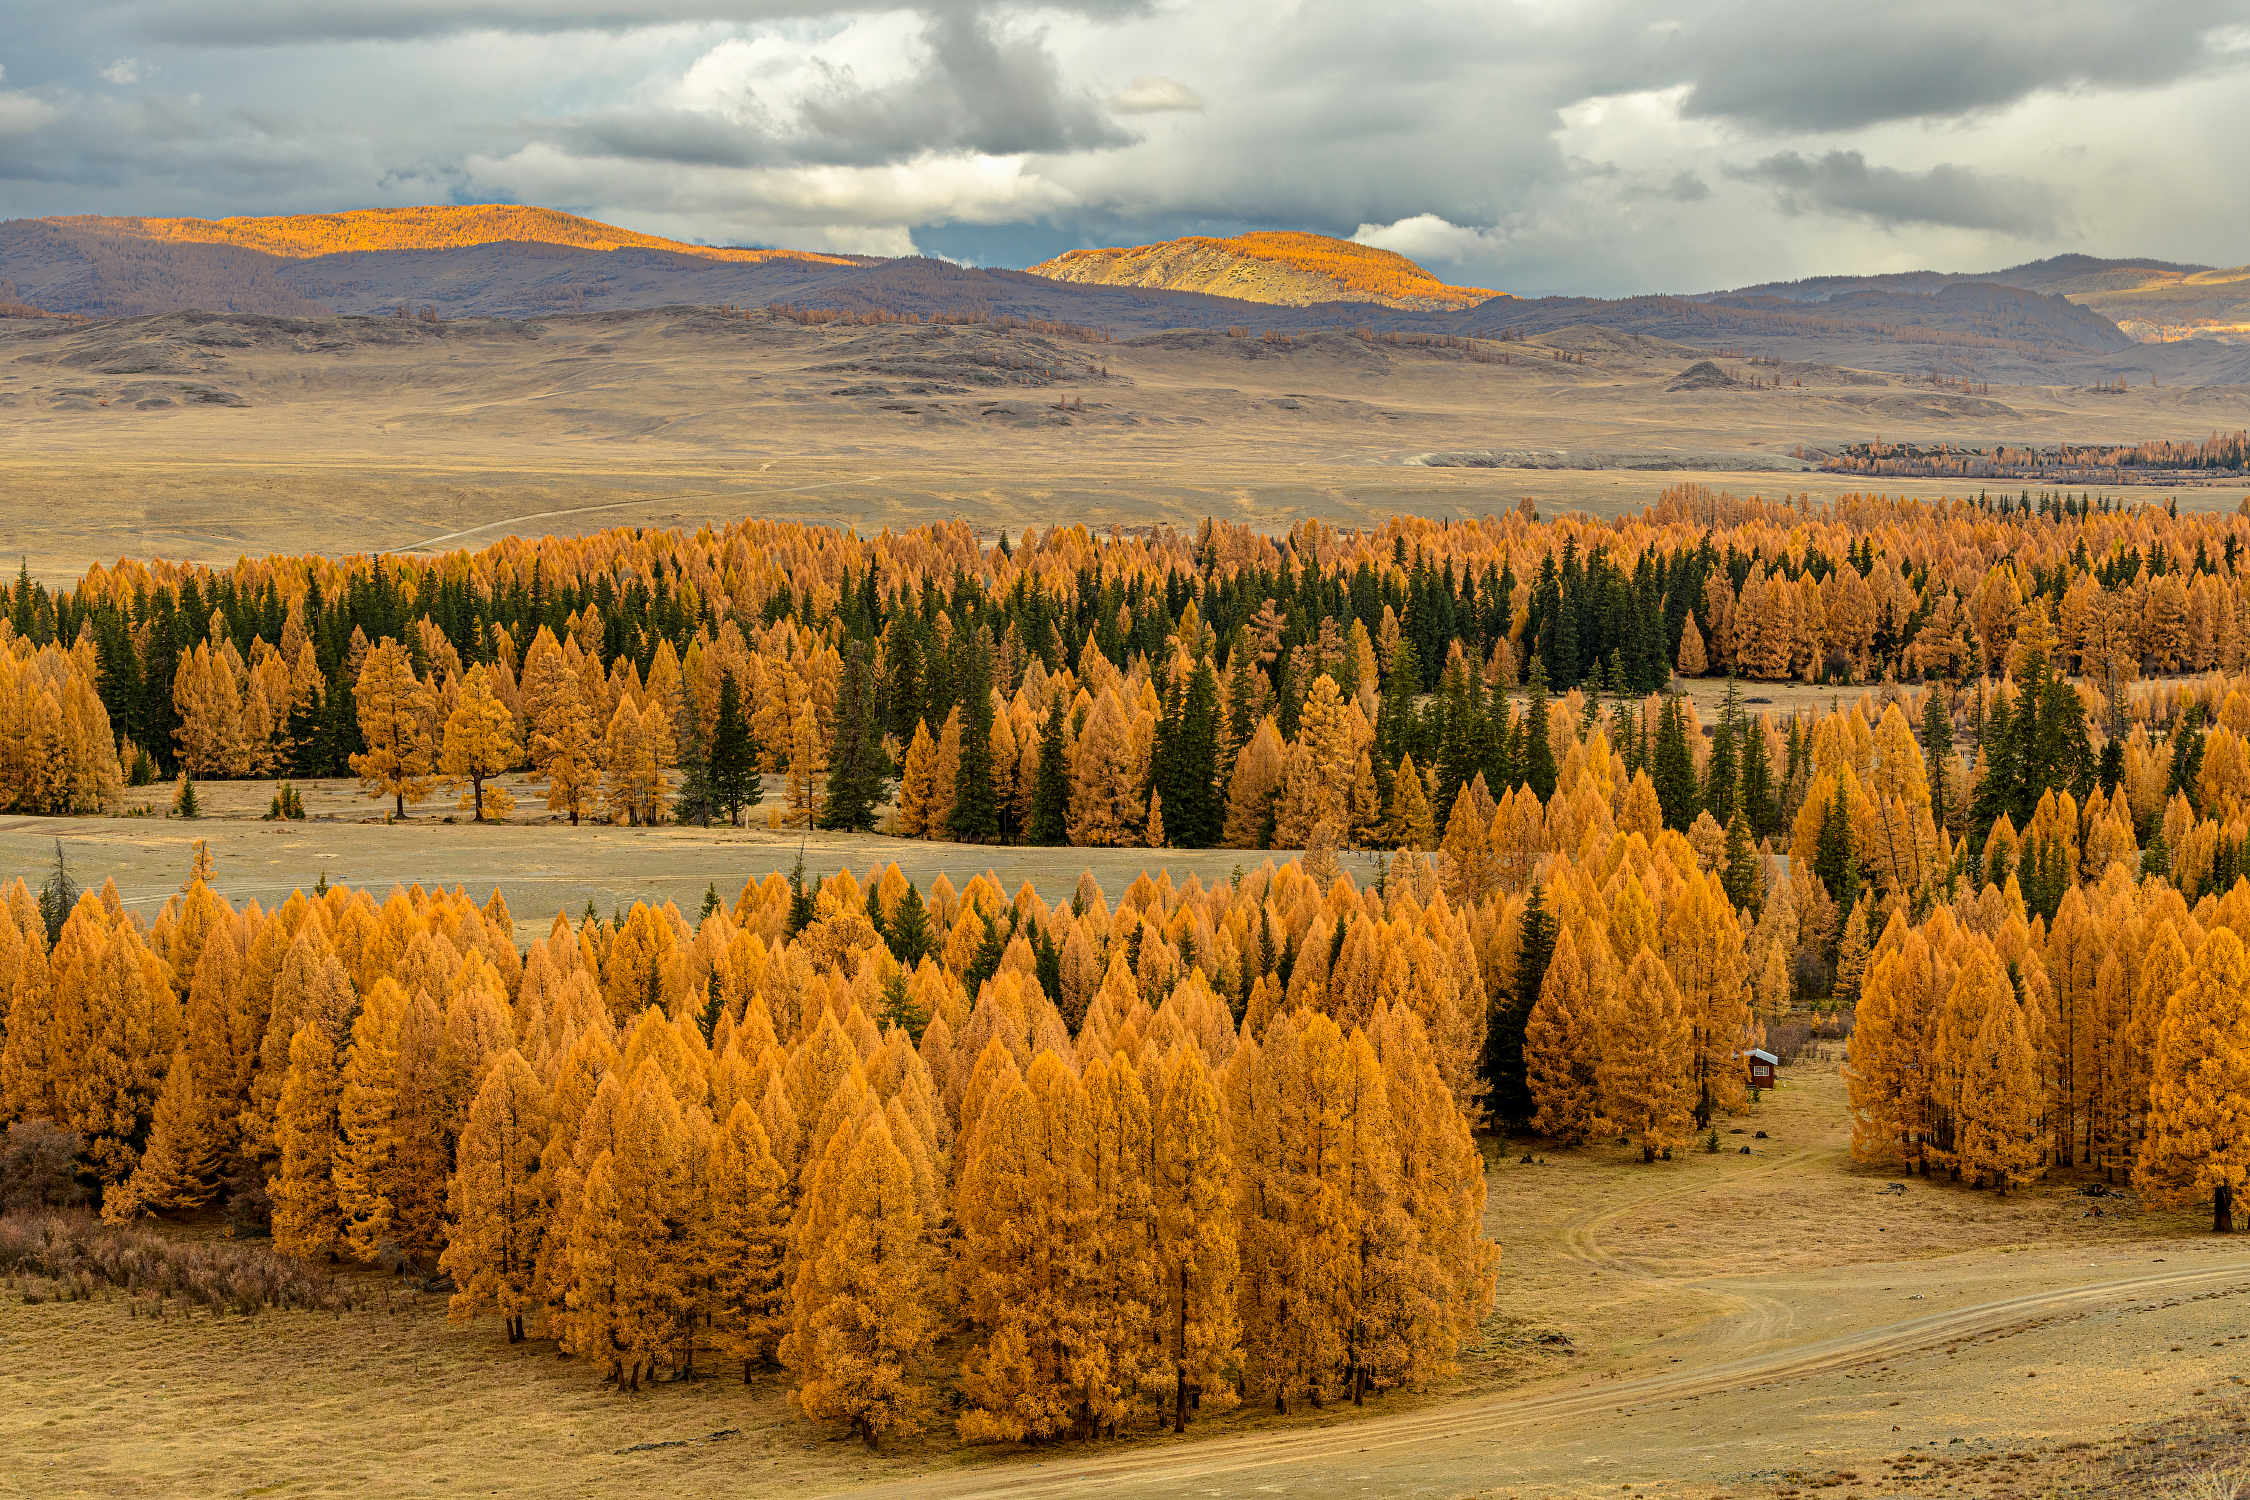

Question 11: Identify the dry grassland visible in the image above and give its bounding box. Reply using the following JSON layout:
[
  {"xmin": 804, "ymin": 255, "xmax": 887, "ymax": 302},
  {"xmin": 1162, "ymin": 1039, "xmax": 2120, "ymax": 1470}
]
[
  {"xmin": 6, "ymin": 1060, "xmax": 2242, "ymax": 1500},
  {"xmin": 3, "ymin": 309, "xmax": 2246, "ymax": 583}
]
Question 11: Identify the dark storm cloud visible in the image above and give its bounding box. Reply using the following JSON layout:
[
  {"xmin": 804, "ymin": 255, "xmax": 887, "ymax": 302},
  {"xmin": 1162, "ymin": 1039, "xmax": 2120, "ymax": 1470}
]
[
  {"xmin": 119, "ymin": 0, "xmax": 1149, "ymax": 45},
  {"xmin": 547, "ymin": 12, "xmax": 1129, "ymax": 169},
  {"xmin": 1731, "ymin": 150, "xmax": 2066, "ymax": 233},
  {"xmin": 1667, "ymin": 0, "xmax": 2250, "ymax": 130}
]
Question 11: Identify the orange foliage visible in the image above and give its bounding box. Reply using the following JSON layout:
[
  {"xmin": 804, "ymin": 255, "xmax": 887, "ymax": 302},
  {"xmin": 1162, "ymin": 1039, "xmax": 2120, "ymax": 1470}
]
[{"xmin": 50, "ymin": 206, "xmax": 865, "ymax": 268}]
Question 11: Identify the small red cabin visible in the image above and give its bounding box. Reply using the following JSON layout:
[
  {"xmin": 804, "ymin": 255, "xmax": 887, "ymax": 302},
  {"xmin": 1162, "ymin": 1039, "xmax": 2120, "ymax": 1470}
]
[{"xmin": 1747, "ymin": 1048, "xmax": 1778, "ymax": 1091}]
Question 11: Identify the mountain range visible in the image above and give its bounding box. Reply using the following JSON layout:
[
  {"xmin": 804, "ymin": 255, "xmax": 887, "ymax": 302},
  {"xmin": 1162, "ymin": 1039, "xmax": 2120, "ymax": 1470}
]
[{"xmin": 2, "ymin": 206, "xmax": 2245, "ymax": 382}]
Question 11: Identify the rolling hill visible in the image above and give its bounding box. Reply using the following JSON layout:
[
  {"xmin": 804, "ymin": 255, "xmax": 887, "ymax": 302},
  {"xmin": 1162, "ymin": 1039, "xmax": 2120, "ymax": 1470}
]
[
  {"xmin": 44, "ymin": 205, "xmax": 868, "ymax": 267},
  {"xmin": 1026, "ymin": 232, "xmax": 1501, "ymax": 311},
  {"xmin": 5, "ymin": 204, "xmax": 2243, "ymax": 381},
  {"xmin": 1698, "ymin": 255, "xmax": 2250, "ymax": 344}
]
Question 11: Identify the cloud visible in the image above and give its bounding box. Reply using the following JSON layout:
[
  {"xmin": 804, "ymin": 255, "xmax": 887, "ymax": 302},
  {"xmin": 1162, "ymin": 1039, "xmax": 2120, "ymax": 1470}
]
[
  {"xmin": 126, "ymin": 0, "xmax": 1153, "ymax": 46},
  {"xmin": 1105, "ymin": 74, "xmax": 1200, "ymax": 113},
  {"xmin": 542, "ymin": 14, "xmax": 1129, "ymax": 170},
  {"xmin": 1353, "ymin": 214, "xmax": 1510, "ymax": 268},
  {"xmin": 5, "ymin": 0, "xmax": 2250, "ymax": 294},
  {"xmin": 1669, "ymin": 0, "xmax": 2250, "ymax": 130},
  {"xmin": 100, "ymin": 59, "xmax": 157, "ymax": 85},
  {"xmin": 1731, "ymin": 149, "xmax": 2068, "ymax": 234}
]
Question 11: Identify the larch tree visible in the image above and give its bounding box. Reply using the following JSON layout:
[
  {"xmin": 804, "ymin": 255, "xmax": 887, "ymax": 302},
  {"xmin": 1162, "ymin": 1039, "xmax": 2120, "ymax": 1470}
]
[
  {"xmin": 51, "ymin": 921, "xmax": 174, "ymax": 1188},
  {"xmin": 784, "ymin": 696, "xmax": 828, "ymax": 829},
  {"xmin": 1153, "ymin": 1045, "xmax": 1239, "ymax": 1433},
  {"xmin": 1081, "ymin": 1051, "xmax": 1158, "ymax": 1435},
  {"xmin": 351, "ymin": 637, "xmax": 435, "ymax": 818},
  {"xmin": 1600, "ymin": 949, "xmax": 1694, "ymax": 1162},
  {"xmin": 441, "ymin": 1048, "xmax": 552, "ymax": 1342},
  {"xmin": 1523, "ymin": 926, "xmax": 1598, "ymax": 1144},
  {"xmin": 1220, "ymin": 719, "xmax": 1287, "ymax": 849},
  {"xmin": 707, "ymin": 1100, "xmax": 791, "ymax": 1379},
  {"xmin": 270, "ymin": 1023, "xmax": 344, "ymax": 1259},
  {"xmin": 440, "ymin": 664, "xmax": 521, "ymax": 823},
  {"xmin": 334, "ymin": 976, "xmax": 407, "ymax": 1260},
  {"xmin": 790, "ymin": 1112, "xmax": 940, "ymax": 1450},
  {"xmin": 1955, "ymin": 991, "xmax": 2043, "ymax": 1194},
  {"xmin": 956, "ymin": 1051, "xmax": 1095, "ymax": 1442},
  {"xmin": 102, "ymin": 1041, "xmax": 219, "ymax": 1222},
  {"xmin": 2137, "ymin": 926, "xmax": 2250, "ymax": 1232},
  {"xmin": 1068, "ymin": 689, "xmax": 1137, "ymax": 848},
  {"xmin": 1665, "ymin": 873, "xmax": 1752, "ymax": 1127},
  {"xmin": 527, "ymin": 669, "xmax": 602, "ymax": 825},
  {"xmin": 895, "ymin": 719, "xmax": 939, "ymax": 838}
]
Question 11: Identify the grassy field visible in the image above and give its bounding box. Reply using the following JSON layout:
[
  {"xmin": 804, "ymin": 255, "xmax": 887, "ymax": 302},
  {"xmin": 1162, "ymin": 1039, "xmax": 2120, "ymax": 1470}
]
[
  {"xmin": 5, "ymin": 1059, "xmax": 2241, "ymax": 1500},
  {"xmin": 4, "ymin": 307, "xmax": 2245, "ymax": 584}
]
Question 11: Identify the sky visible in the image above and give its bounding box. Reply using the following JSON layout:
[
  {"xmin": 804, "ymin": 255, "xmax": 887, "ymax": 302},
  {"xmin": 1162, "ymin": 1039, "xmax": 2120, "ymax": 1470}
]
[{"xmin": 1, "ymin": 0, "xmax": 2246, "ymax": 296}]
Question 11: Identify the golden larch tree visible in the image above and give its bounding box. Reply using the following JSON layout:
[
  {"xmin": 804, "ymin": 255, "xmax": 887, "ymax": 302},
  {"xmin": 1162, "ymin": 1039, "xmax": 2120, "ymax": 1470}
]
[
  {"xmin": 2137, "ymin": 926, "xmax": 2250, "ymax": 1232},
  {"xmin": 790, "ymin": 1112, "xmax": 941, "ymax": 1449},
  {"xmin": 270, "ymin": 1023, "xmax": 344, "ymax": 1259},
  {"xmin": 442, "ymin": 1048, "xmax": 552, "ymax": 1342},
  {"xmin": 1599, "ymin": 949, "xmax": 1695, "ymax": 1162},
  {"xmin": 1153, "ymin": 1044, "xmax": 1239, "ymax": 1433},
  {"xmin": 707, "ymin": 1100, "xmax": 791, "ymax": 1379},
  {"xmin": 440, "ymin": 664, "xmax": 521, "ymax": 822},
  {"xmin": 351, "ymin": 637, "xmax": 435, "ymax": 817},
  {"xmin": 1523, "ymin": 925, "xmax": 1598, "ymax": 1144}
]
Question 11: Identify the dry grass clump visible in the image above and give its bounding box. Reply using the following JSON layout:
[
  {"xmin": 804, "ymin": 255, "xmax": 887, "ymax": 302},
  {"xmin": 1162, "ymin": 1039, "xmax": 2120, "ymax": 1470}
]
[{"xmin": 0, "ymin": 1210, "xmax": 383, "ymax": 1316}]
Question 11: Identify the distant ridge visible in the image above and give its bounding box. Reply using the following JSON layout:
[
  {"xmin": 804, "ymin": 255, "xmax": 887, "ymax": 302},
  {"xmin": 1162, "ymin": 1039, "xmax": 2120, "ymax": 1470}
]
[
  {"xmin": 1029, "ymin": 232, "xmax": 1502, "ymax": 312},
  {"xmin": 45, "ymin": 205, "xmax": 867, "ymax": 268}
]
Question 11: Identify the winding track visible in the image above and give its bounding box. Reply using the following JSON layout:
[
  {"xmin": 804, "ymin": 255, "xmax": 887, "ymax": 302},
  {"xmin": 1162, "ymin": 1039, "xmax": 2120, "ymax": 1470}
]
[{"xmin": 842, "ymin": 1254, "xmax": 2250, "ymax": 1500}]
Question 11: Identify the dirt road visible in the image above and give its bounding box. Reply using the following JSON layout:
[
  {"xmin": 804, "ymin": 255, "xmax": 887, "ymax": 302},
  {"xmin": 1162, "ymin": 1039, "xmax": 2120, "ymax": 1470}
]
[{"xmin": 839, "ymin": 1256, "xmax": 2250, "ymax": 1500}]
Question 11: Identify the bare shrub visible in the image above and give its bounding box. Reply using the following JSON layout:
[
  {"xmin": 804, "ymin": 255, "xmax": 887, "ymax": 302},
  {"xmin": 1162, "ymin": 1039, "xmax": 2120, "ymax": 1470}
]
[
  {"xmin": 0, "ymin": 1211, "xmax": 383, "ymax": 1315},
  {"xmin": 0, "ymin": 1121, "xmax": 86, "ymax": 1211}
]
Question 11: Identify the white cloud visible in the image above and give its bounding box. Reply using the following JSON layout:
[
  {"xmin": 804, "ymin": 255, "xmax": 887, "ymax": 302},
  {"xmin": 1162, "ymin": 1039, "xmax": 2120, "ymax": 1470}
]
[
  {"xmin": 100, "ymin": 58, "xmax": 157, "ymax": 85},
  {"xmin": 1105, "ymin": 73, "xmax": 1200, "ymax": 113},
  {"xmin": 1354, "ymin": 214, "xmax": 1509, "ymax": 265}
]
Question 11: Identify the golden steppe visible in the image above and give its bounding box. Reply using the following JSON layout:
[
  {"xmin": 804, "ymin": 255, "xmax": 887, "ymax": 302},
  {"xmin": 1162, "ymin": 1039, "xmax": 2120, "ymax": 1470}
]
[{"xmin": 3, "ymin": 307, "xmax": 2247, "ymax": 583}]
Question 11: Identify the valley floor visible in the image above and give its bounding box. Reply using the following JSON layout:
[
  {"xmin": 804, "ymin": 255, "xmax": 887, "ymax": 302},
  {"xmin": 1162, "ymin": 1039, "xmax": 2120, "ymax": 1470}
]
[{"xmin": 4, "ymin": 1060, "xmax": 2241, "ymax": 1499}]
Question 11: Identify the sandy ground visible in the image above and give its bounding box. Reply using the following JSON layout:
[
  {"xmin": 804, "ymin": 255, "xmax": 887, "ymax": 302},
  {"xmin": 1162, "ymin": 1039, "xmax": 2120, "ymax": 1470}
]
[
  {"xmin": 0, "ymin": 772, "xmax": 1381, "ymax": 922},
  {"xmin": 2, "ymin": 309, "xmax": 2244, "ymax": 582},
  {"xmin": 5, "ymin": 1061, "xmax": 2241, "ymax": 1500}
]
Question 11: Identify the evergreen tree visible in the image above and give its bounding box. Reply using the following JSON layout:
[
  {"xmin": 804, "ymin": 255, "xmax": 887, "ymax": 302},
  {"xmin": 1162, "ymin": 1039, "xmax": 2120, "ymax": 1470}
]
[
  {"xmin": 1483, "ymin": 882, "xmax": 1553, "ymax": 1126},
  {"xmin": 1163, "ymin": 660, "xmax": 1224, "ymax": 847},
  {"xmin": 950, "ymin": 630, "xmax": 999, "ymax": 843},
  {"xmin": 704, "ymin": 670, "xmax": 760, "ymax": 826},
  {"xmin": 1721, "ymin": 808, "xmax": 1761, "ymax": 912},
  {"xmin": 1029, "ymin": 695, "xmax": 1070, "ymax": 845},
  {"xmin": 1812, "ymin": 776, "xmax": 1857, "ymax": 909},
  {"xmin": 885, "ymin": 883, "xmax": 931, "ymax": 969},
  {"xmin": 1651, "ymin": 695, "xmax": 1699, "ymax": 831},
  {"xmin": 1920, "ymin": 687, "xmax": 1952, "ymax": 826},
  {"xmin": 819, "ymin": 642, "xmax": 889, "ymax": 832},
  {"xmin": 1521, "ymin": 659, "xmax": 1557, "ymax": 802}
]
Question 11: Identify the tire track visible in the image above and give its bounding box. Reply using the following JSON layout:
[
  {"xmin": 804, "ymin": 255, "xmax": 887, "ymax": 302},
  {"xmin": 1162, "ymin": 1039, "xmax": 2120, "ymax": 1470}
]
[{"xmin": 835, "ymin": 1256, "xmax": 2250, "ymax": 1500}]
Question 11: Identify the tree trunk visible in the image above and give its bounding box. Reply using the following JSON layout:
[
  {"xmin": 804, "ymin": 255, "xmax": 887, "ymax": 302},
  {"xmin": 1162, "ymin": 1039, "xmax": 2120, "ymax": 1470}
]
[{"xmin": 2217, "ymin": 1182, "xmax": 2235, "ymax": 1234}]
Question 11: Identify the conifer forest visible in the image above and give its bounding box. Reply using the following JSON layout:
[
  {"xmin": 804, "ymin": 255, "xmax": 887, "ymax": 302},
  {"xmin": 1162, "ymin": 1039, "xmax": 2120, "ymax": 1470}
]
[{"xmin": 5, "ymin": 482, "xmax": 2250, "ymax": 1472}]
